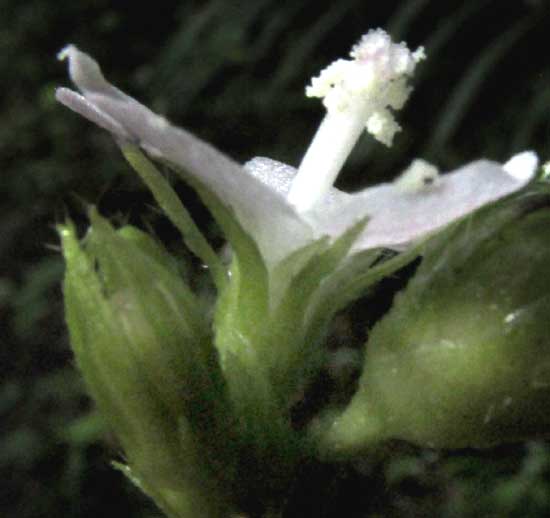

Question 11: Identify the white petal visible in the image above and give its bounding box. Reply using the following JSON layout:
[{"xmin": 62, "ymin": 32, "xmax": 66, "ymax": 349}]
[
  {"xmin": 245, "ymin": 155, "xmax": 536, "ymax": 255},
  {"xmin": 319, "ymin": 157, "xmax": 537, "ymax": 253},
  {"xmin": 57, "ymin": 46, "xmax": 313, "ymax": 266},
  {"xmin": 503, "ymin": 150, "xmax": 538, "ymax": 182}
]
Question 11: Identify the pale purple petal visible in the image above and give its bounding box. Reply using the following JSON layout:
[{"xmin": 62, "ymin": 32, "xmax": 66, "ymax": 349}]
[
  {"xmin": 319, "ymin": 156, "xmax": 537, "ymax": 252},
  {"xmin": 57, "ymin": 45, "xmax": 313, "ymax": 265},
  {"xmin": 244, "ymin": 154, "xmax": 537, "ymax": 254}
]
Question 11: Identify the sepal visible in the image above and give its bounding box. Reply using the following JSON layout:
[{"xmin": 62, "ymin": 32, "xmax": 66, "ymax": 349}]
[{"xmin": 320, "ymin": 184, "xmax": 550, "ymax": 453}]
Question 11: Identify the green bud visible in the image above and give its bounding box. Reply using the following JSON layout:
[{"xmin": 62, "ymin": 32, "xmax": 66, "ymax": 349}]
[
  {"xmin": 323, "ymin": 186, "xmax": 550, "ymax": 453},
  {"xmin": 59, "ymin": 215, "xmax": 233, "ymax": 517}
]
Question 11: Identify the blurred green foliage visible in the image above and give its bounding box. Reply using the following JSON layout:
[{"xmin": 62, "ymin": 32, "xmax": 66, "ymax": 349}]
[{"xmin": 2, "ymin": 0, "xmax": 550, "ymax": 516}]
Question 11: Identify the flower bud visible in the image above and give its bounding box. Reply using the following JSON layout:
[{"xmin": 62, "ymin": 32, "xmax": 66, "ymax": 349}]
[
  {"xmin": 60, "ymin": 214, "xmax": 232, "ymax": 516},
  {"xmin": 323, "ymin": 185, "xmax": 550, "ymax": 452}
]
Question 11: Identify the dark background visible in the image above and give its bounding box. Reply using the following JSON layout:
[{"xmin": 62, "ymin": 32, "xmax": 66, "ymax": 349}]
[{"xmin": 2, "ymin": 0, "xmax": 550, "ymax": 517}]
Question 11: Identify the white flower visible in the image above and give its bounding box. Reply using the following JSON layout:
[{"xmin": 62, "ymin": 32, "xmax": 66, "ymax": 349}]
[{"xmin": 56, "ymin": 38, "xmax": 537, "ymax": 271}]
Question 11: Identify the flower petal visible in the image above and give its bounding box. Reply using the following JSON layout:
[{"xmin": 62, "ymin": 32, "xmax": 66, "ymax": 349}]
[
  {"xmin": 245, "ymin": 154, "xmax": 537, "ymax": 254},
  {"xmin": 56, "ymin": 45, "xmax": 313, "ymax": 266},
  {"xmin": 325, "ymin": 155, "xmax": 538, "ymax": 252}
]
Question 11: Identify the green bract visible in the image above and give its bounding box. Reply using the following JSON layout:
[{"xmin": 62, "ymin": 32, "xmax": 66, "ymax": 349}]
[{"xmin": 60, "ymin": 215, "xmax": 232, "ymax": 517}]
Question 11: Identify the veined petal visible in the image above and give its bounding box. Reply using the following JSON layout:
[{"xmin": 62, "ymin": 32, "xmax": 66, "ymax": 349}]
[{"xmin": 56, "ymin": 45, "xmax": 313, "ymax": 266}]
